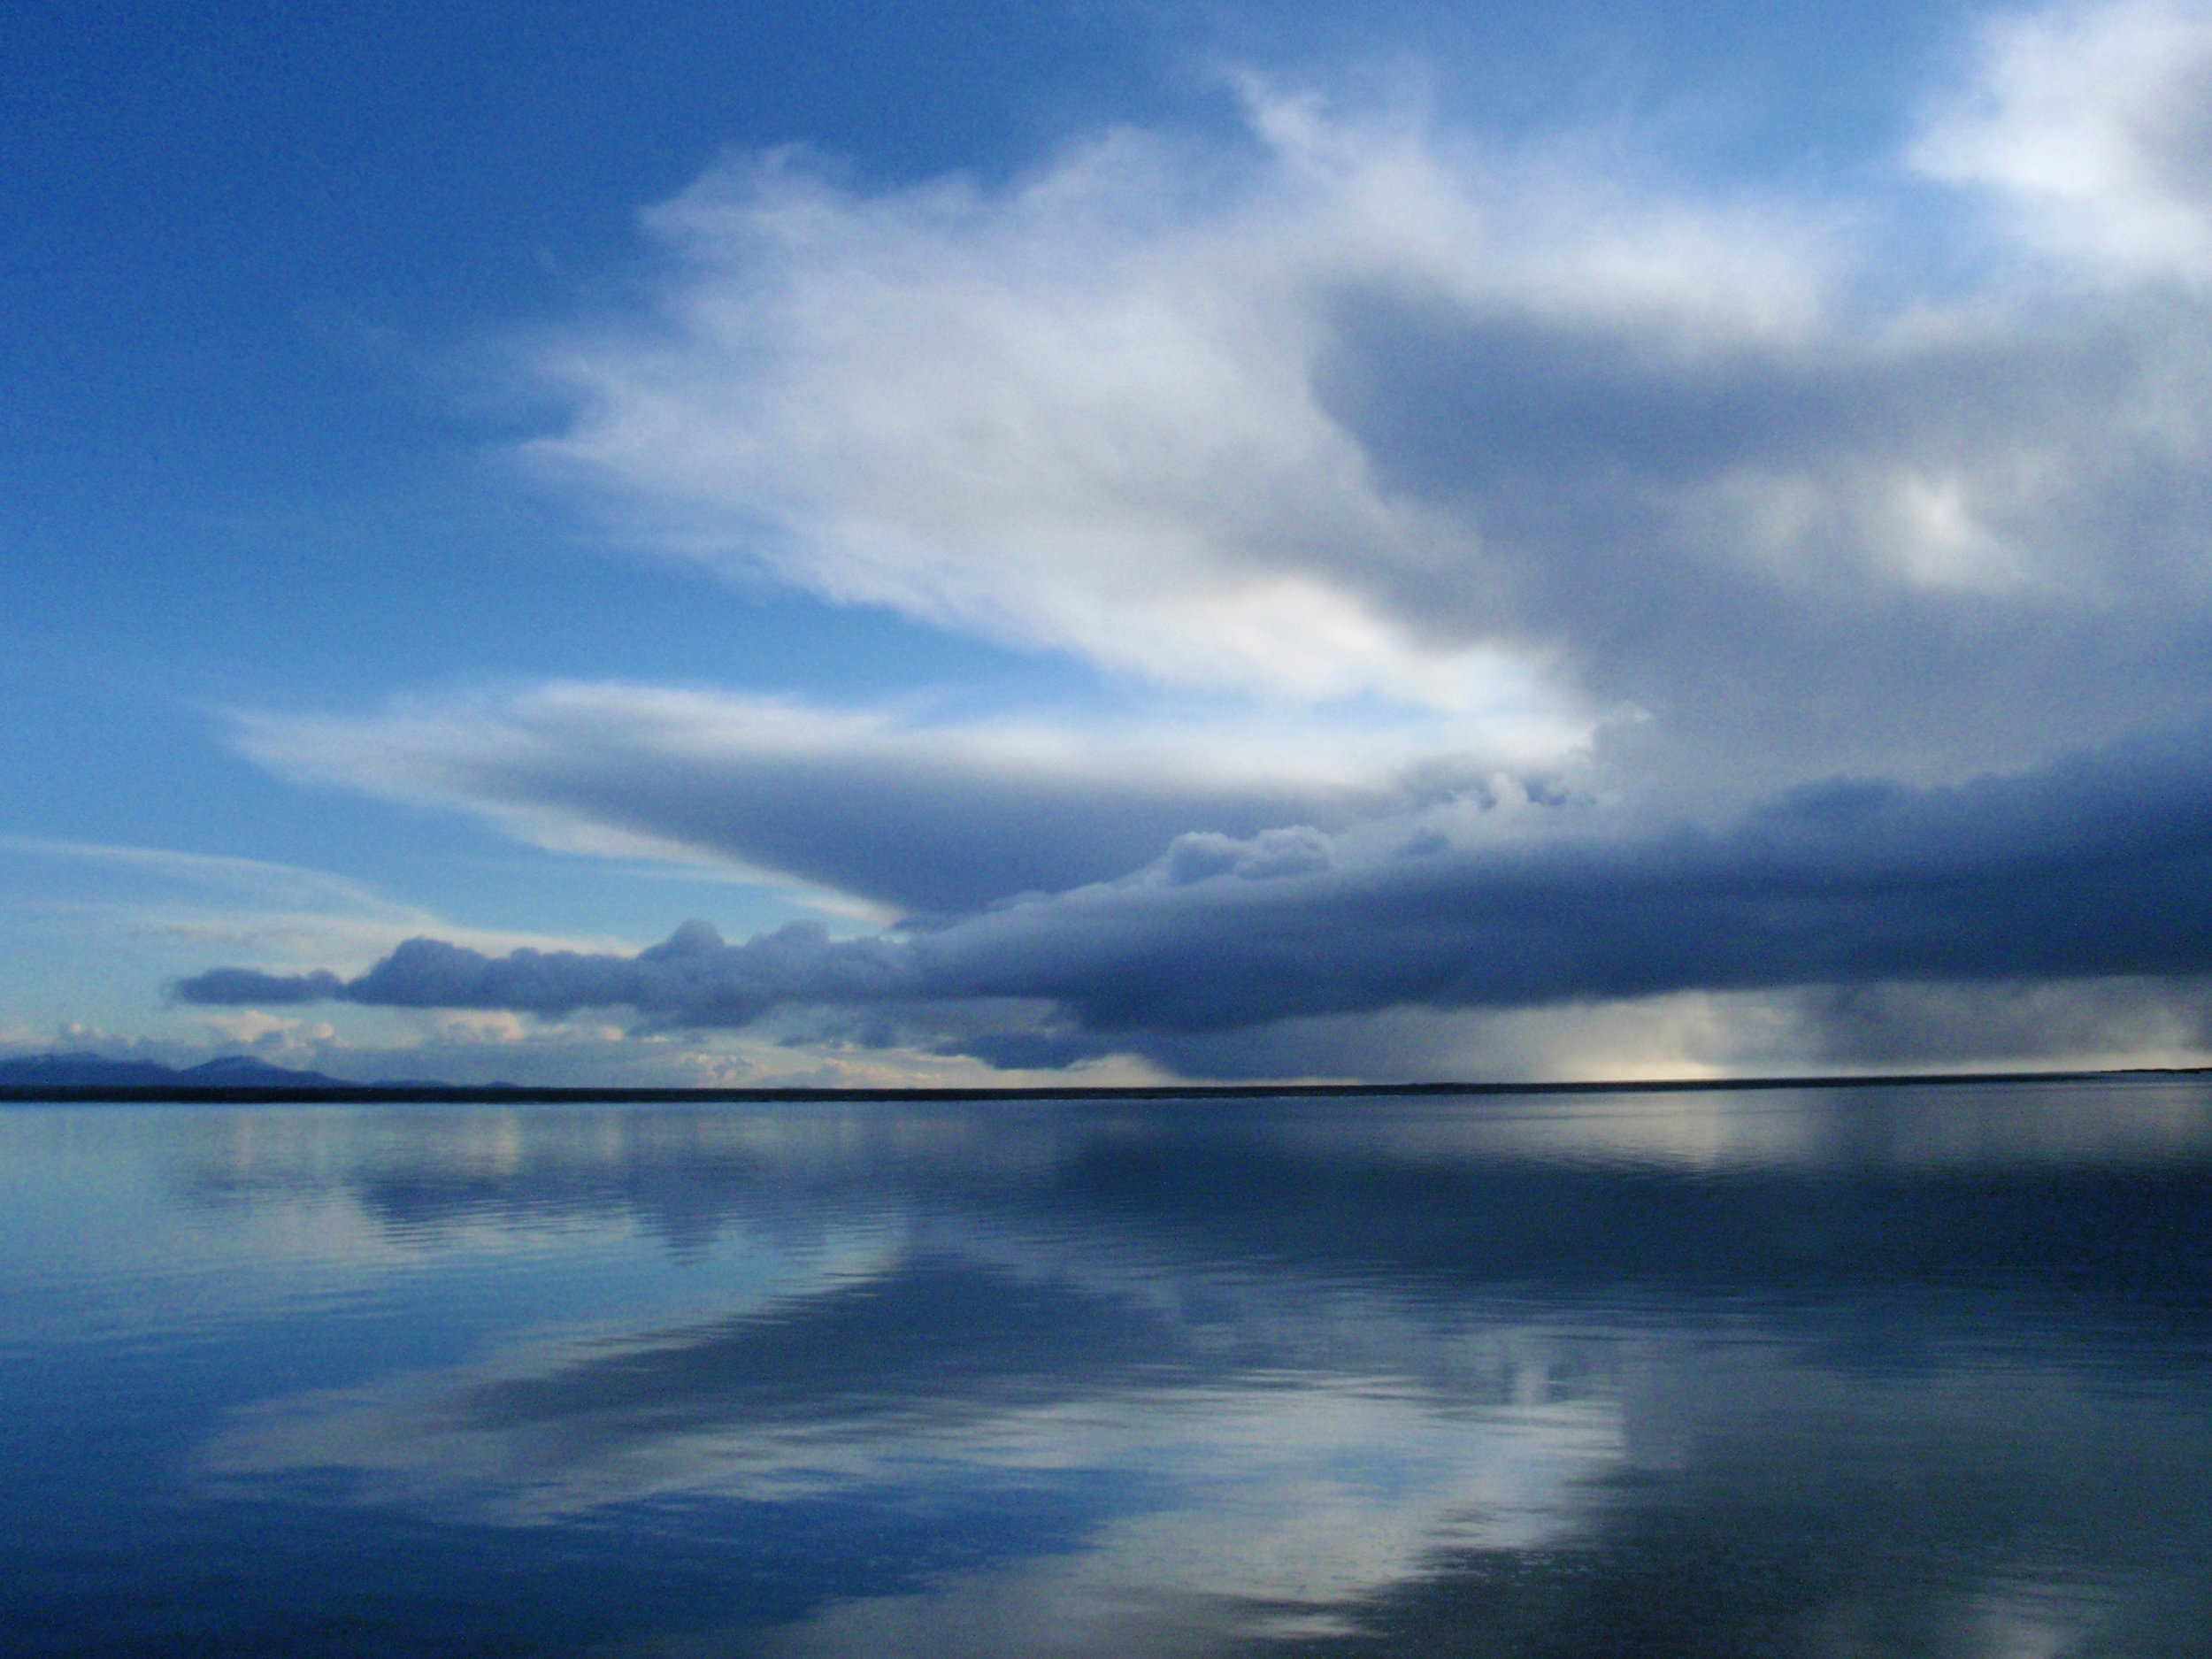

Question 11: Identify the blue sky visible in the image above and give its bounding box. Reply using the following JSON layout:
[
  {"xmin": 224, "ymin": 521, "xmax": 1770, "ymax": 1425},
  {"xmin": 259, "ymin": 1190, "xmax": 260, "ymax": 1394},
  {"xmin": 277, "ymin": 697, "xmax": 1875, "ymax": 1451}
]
[{"xmin": 12, "ymin": 0, "xmax": 2212, "ymax": 1084}]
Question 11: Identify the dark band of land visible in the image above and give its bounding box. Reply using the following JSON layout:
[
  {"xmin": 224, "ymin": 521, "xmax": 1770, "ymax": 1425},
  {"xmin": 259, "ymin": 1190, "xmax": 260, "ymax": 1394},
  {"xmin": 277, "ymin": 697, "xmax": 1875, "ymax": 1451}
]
[{"xmin": 5, "ymin": 1067, "xmax": 2208, "ymax": 1103}]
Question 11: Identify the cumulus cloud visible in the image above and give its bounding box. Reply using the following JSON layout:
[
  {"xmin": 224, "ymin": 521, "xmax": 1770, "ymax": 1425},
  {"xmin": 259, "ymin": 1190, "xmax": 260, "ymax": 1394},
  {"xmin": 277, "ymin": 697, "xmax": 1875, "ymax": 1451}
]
[
  {"xmin": 180, "ymin": 721, "xmax": 2212, "ymax": 1068},
  {"xmin": 527, "ymin": 99, "xmax": 1560, "ymax": 714},
  {"xmin": 514, "ymin": 45, "xmax": 2212, "ymax": 805},
  {"xmin": 1912, "ymin": 0, "xmax": 2212, "ymax": 280}
]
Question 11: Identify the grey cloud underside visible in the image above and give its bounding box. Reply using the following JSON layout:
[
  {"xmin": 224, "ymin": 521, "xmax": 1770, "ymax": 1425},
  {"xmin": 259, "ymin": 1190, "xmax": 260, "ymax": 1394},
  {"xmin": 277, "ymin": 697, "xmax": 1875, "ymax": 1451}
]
[
  {"xmin": 414, "ymin": 735, "xmax": 1415, "ymax": 920},
  {"xmin": 177, "ymin": 722, "xmax": 2212, "ymax": 1051},
  {"xmin": 1314, "ymin": 289, "xmax": 2212, "ymax": 790},
  {"xmin": 243, "ymin": 695, "xmax": 1468, "ymax": 919}
]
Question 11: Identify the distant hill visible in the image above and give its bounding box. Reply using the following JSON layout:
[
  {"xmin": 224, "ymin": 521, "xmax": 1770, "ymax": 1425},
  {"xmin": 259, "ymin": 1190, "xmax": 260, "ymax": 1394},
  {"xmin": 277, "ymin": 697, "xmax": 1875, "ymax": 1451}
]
[{"xmin": 0, "ymin": 1052, "xmax": 357, "ymax": 1089}]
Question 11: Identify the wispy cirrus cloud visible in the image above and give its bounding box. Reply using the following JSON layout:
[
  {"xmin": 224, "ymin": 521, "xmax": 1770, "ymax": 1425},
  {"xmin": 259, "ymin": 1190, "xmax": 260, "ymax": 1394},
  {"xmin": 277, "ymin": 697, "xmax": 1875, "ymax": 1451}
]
[{"xmin": 0, "ymin": 834, "xmax": 628, "ymax": 972}]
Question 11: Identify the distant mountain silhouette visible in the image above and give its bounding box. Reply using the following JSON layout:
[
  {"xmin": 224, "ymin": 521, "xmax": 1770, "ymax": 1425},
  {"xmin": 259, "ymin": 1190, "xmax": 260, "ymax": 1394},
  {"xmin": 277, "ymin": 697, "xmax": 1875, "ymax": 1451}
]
[{"xmin": 0, "ymin": 1051, "xmax": 357, "ymax": 1088}]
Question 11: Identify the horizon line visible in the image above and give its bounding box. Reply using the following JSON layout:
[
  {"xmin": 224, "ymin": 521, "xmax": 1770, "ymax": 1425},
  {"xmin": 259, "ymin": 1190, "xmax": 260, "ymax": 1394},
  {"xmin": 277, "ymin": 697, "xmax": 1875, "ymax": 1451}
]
[{"xmin": 7, "ymin": 1064, "xmax": 2211, "ymax": 1105}]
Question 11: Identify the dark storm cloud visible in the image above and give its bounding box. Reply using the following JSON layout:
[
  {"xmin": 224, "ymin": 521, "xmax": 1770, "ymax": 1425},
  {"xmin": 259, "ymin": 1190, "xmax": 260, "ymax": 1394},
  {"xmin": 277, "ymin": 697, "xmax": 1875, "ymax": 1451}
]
[
  {"xmin": 170, "ymin": 967, "xmax": 347, "ymax": 1006},
  {"xmin": 177, "ymin": 720, "xmax": 2212, "ymax": 1055},
  {"xmin": 180, "ymin": 918, "xmax": 918, "ymax": 1025}
]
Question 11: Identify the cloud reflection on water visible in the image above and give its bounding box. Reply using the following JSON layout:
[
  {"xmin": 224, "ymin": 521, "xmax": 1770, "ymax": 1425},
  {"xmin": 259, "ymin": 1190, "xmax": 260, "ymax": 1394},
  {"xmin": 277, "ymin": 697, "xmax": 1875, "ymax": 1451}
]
[{"xmin": 175, "ymin": 1086, "xmax": 2212, "ymax": 1655}]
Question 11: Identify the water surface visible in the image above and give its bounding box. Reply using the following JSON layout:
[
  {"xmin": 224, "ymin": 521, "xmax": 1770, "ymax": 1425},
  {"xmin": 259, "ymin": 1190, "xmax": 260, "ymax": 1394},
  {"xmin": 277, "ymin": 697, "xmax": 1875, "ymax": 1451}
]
[{"xmin": 4, "ymin": 1080, "xmax": 2209, "ymax": 1655}]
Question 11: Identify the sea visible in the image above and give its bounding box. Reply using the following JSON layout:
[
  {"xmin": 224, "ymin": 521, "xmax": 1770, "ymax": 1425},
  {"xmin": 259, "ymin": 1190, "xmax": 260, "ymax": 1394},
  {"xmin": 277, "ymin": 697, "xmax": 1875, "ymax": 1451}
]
[{"xmin": 3, "ymin": 1078, "xmax": 2208, "ymax": 1656}]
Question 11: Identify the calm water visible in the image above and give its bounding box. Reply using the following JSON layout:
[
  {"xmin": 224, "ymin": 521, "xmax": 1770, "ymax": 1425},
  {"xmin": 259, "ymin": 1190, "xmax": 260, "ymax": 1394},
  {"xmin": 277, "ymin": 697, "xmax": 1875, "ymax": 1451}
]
[{"xmin": 4, "ymin": 1082, "xmax": 2210, "ymax": 1657}]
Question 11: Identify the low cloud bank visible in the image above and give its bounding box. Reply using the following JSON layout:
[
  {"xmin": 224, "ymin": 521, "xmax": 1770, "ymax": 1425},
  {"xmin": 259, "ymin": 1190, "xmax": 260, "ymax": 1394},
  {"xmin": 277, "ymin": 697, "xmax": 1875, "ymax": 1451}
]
[{"xmin": 178, "ymin": 723, "xmax": 2212, "ymax": 1063}]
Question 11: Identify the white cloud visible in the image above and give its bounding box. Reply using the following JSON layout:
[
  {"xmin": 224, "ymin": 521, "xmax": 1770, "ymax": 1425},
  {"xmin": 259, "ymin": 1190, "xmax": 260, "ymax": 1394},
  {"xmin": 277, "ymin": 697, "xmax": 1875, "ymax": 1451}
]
[
  {"xmin": 503, "ymin": 49, "xmax": 2212, "ymax": 824},
  {"xmin": 1913, "ymin": 0, "xmax": 2212, "ymax": 280},
  {"xmin": 524, "ymin": 87, "xmax": 1832, "ymax": 719},
  {"xmin": 197, "ymin": 1010, "xmax": 335, "ymax": 1048}
]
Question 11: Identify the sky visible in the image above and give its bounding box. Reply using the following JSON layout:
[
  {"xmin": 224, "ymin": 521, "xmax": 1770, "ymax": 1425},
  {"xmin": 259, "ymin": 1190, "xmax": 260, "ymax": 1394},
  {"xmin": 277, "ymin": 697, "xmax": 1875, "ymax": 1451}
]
[{"xmin": 12, "ymin": 0, "xmax": 2212, "ymax": 1085}]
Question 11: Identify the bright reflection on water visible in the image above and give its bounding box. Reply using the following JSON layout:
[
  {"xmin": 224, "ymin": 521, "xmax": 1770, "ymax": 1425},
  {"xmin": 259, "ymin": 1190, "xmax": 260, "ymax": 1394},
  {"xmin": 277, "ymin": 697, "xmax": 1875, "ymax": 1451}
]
[{"xmin": 3, "ymin": 1080, "xmax": 2210, "ymax": 1656}]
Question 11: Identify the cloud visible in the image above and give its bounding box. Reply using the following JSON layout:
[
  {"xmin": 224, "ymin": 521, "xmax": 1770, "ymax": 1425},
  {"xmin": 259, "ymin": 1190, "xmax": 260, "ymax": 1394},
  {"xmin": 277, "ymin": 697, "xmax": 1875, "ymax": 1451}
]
[
  {"xmin": 176, "ymin": 967, "xmax": 348, "ymax": 1007},
  {"xmin": 1912, "ymin": 0, "xmax": 2212, "ymax": 280},
  {"xmin": 0, "ymin": 834, "xmax": 630, "ymax": 971},
  {"xmin": 1316, "ymin": 283, "xmax": 2212, "ymax": 795},
  {"xmin": 0, "ymin": 834, "xmax": 418, "ymax": 916},
  {"xmin": 236, "ymin": 683, "xmax": 1582, "ymax": 918},
  {"xmin": 526, "ymin": 101, "xmax": 1562, "ymax": 715},
  {"xmin": 189, "ymin": 1, "xmax": 2212, "ymax": 1076},
  {"xmin": 179, "ymin": 720, "xmax": 2212, "ymax": 1068},
  {"xmin": 511, "ymin": 51, "xmax": 2212, "ymax": 807}
]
